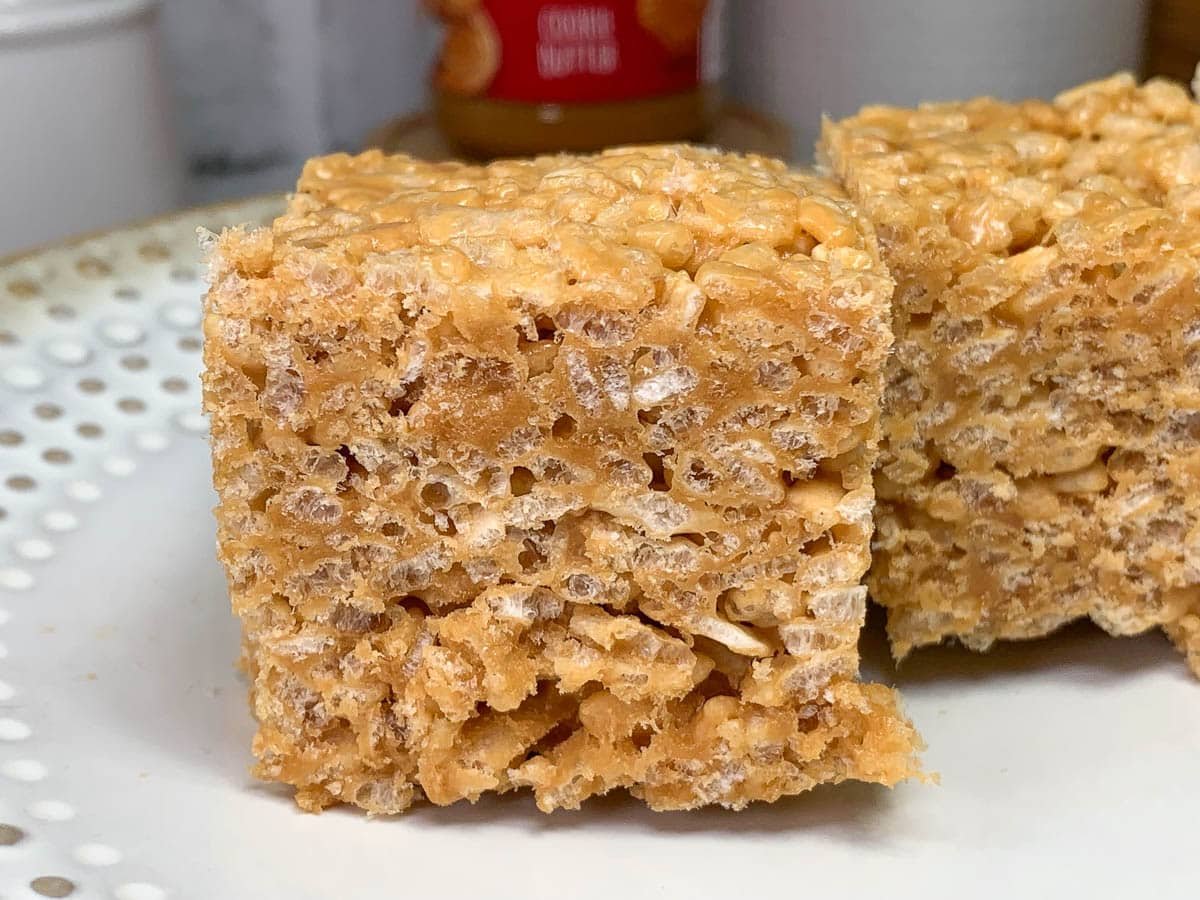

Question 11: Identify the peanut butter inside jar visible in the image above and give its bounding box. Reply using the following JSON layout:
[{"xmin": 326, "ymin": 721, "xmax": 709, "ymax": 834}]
[{"xmin": 429, "ymin": 0, "xmax": 717, "ymax": 157}]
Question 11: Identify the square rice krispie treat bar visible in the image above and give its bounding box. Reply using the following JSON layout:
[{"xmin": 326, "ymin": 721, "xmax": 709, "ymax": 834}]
[
  {"xmin": 823, "ymin": 74, "xmax": 1200, "ymax": 673},
  {"xmin": 202, "ymin": 145, "xmax": 922, "ymax": 813}
]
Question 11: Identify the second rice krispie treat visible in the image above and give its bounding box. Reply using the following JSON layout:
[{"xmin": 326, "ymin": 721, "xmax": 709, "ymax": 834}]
[
  {"xmin": 202, "ymin": 145, "xmax": 922, "ymax": 813},
  {"xmin": 823, "ymin": 74, "xmax": 1200, "ymax": 671}
]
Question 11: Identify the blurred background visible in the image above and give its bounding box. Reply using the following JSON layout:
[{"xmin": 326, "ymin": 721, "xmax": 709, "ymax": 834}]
[{"xmin": 1, "ymin": 0, "xmax": 1195, "ymax": 256}]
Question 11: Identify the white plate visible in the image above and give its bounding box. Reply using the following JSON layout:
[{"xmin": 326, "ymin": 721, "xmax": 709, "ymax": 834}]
[{"xmin": 0, "ymin": 201, "xmax": 1197, "ymax": 900}]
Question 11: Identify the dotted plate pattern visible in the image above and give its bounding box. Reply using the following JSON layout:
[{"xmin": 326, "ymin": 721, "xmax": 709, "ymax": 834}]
[{"xmin": 0, "ymin": 198, "xmax": 282, "ymax": 900}]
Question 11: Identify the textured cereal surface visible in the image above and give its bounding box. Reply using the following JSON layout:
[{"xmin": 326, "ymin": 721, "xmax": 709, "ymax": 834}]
[
  {"xmin": 202, "ymin": 145, "xmax": 921, "ymax": 813},
  {"xmin": 823, "ymin": 74, "xmax": 1200, "ymax": 671}
]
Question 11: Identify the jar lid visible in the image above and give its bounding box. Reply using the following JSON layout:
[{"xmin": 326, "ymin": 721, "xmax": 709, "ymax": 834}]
[{"xmin": 0, "ymin": 0, "xmax": 158, "ymax": 41}]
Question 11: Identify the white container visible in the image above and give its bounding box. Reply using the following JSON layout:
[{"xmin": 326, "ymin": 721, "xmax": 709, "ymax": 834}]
[
  {"xmin": 730, "ymin": 0, "xmax": 1149, "ymax": 161},
  {"xmin": 0, "ymin": 0, "xmax": 182, "ymax": 256}
]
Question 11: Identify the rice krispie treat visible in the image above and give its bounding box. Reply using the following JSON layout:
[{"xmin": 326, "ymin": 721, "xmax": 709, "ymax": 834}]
[
  {"xmin": 823, "ymin": 74, "xmax": 1200, "ymax": 671},
  {"xmin": 202, "ymin": 145, "xmax": 922, "ymax": 813}
]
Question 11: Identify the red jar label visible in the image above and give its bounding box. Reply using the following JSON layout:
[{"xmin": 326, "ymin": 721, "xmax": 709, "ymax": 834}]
[{"xmin": 433, "ymin": 0, "xmax": 706, "ymax": 104}]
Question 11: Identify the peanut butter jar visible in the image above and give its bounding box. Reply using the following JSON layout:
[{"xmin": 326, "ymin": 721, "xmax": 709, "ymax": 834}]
[{"xmin": 428, "ymin": 0, "xmax": 720, "ymax": 157}]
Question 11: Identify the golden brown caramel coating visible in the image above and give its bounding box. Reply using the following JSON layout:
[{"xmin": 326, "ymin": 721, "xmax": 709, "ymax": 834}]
[
  {"xmin": 203, "ymin": 145, "xmax": 921, "ymax": 813},
  {"xmin": 823, "ymin": 74, "xmax": 1200, "ymax": 670}
]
